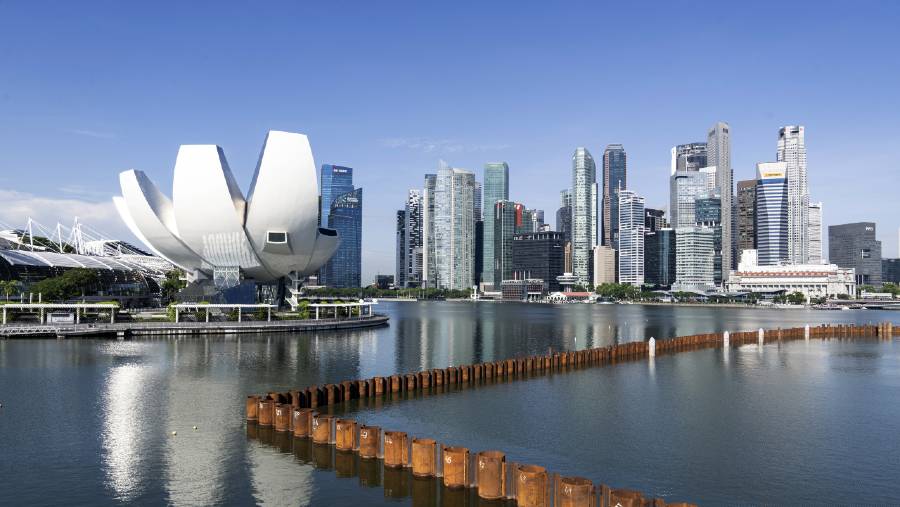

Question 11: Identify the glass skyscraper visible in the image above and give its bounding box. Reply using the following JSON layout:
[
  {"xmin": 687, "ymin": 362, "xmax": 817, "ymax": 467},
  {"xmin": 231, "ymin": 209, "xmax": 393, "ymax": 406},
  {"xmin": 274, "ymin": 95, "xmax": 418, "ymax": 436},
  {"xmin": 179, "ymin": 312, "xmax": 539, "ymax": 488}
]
[
  {"xmin": 325, "ymin": 188, "xmax": 362, "ymax": 288},
  {"xmin": 670, "ymin": 143, "xmax": 708, "ymax": 173},
  {"xmin": 707, "ymin": 122, "xmax": 733, "ymax": 274},
  {"xmin": 433, "ymin": 164, "xmax": 476, "ymax": 290},
  {"xmin": 493, "ymin": 200, "xmax": 518, "ymax": 288},
  {"xmin": 319, "ymin": 165, "xmax": 354, "ymax": 228},
  {"xmin": 645, "ymin": 228, "xmax": 676, "ymax": 287},
  {"xmin": 602, "ymin": 144, "xmax": 626, "ymax": 249},
  {"xmin": 695, "ymin": 195, "xmax": 723, "ymax": 285},
  {"xmin": 617, "ymin": 189, "xmax": 644, "ymax": 286},
  {"xmin": 755, "ymin": 162, "xmax": 788, "ymax": 266},
  {"xmin": 319, "ymin": 164, "xmax": 354, "ymax": 286},
  {"xmin": 570, "ymin": 147, "xmax": 596, "ymax": 285},
  {"xmin": 778, "ymin": 125, "xmax": 809, "ymax": 264},
  {"xmin": 482, "ymin": 162, "xmax": 509, "ymax": 289}
]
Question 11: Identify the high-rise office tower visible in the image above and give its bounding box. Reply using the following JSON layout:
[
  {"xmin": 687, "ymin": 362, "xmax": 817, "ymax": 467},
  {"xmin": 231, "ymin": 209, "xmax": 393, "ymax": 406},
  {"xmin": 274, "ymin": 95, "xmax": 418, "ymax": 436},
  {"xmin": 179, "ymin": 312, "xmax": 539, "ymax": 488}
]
[
  {"xmin": 778, "ymin": 126, "xmax": 809, "ymax": 264},
  {"xmin": 404, "ymin": 189, "xmax": 424, "ymax": 286},
  {"xmin": 473, "ymin": 182, "xmax": 482, "ymax": 222},
  {"xmin": 422, "ymin": 173, "xmax": 437, "ymax": 287},
  {"xmin": 670, "ymin": 170, "xmax": 711, "ymax": 228},
  {"xmin": 670, "ymin": 143, "xmax": 708, "ymax": 174},
  {"xmin": 602, "ymin": 144, "xmax": 627, "ymax": 249},
  {"xmin": 755, "ymin": 162, "xmax": 788, "ymax": 266},
  {"xmin": 808, "ymin": 202, "xmax": 823, "ymax": 264},
  {"xmin": 592, "ymin": 245, "xmax": 616, "ymax": 286},
  {"xmin": 482, "ymin": 163, "xmax": 509, "ymax": 289},
  {"xmin": 695, "ymin": 195, "xmax": 723, "ymax": 285},
  {"xmin": 512, "ymin": 231, "xmax": 566, "ymax": 292},
  {"xmin": 707, "ymin": 122, "xmax": 733, "ymax": 275},
  {"xmin": 882, "ymin": 258, "xmax": 900, "ymax": 284},
  {"xmin": 829, "ymin": 222, "xmax": 882, "ymax": 286},
  {"xmin": 570, "ymin": 147, "xmax": 596, "ymax": 285},
  {"xmin": 325, "ymin": 188, "xmax": 362, "ymax": 288},
  {"xmin": 320, "ymin": 165, "xmax": 354, "ymax": 228},
  {"xmin": 644, "ymin": 208, "xmax": 667, "ymax": 233},
  {"xmin": 396, "ymin": 209, "xmax": 407, "ymax": 288},
  {"xmin": 617, "ymin": 189, "xmax": 644, "ymax": 286},
  {"xmin": 534, "ymin": 210, "xmax": 545, "ymax": 229},
  {"xmin": 493, "ymin": 200, "xmax": 518, "ymax": 288},
  {"xmin": 433, "ymin": 163, "xmax": 476, "ymax": 290},
  {"xmin": 645, "ymin": 228, "xmax": 676, "ymax": 287},
  {"xmin": 319, "ymin": 164, "xmax": 354, "ymax": 285},
  {"xmin": 591, "ymin": 182, "xmax": 599, "ymax": 248},
  {"xmin": 736, "ymin": 179, "xmax": 758, "ymax": 261},
  {"xmin": 673, "ymin": 226, "xmax": 715, "ymax": 291}
]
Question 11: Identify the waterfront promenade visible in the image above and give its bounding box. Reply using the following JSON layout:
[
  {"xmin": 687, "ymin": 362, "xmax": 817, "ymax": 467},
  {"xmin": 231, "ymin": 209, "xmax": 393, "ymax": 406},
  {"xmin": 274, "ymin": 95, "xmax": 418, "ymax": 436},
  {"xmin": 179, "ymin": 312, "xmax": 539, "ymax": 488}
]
[{"xmin": 0, "ymin": 314, "xmax": 389, "ymax": 339}]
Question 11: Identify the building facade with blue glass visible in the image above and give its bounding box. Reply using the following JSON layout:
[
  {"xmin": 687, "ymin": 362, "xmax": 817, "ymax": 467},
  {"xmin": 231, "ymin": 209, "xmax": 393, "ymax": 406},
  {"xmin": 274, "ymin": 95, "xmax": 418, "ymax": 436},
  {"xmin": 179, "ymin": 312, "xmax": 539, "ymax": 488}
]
[
  {"xmin": 755, "ymin": 162, "xmax": 788, "ymax": 266},
  {"xmin": 325, "ymin": 187, "xmax": 362, "ymax": 288}
]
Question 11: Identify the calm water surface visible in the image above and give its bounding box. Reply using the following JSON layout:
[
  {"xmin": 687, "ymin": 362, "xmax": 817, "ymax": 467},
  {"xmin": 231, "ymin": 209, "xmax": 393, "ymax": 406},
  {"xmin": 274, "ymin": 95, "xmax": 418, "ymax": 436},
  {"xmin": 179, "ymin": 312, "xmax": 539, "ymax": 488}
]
[{"xmin": 1, "ymin": 302, "xmax": 898, "ymax": 505}]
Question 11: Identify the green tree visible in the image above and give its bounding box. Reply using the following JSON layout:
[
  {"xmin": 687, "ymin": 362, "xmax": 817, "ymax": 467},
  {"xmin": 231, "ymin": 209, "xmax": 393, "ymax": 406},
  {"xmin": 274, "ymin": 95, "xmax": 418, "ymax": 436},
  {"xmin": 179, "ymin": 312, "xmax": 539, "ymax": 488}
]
[
  {"xmin": 0, "ymin": 280, "xmax": 20, "ymax": 301},
  {"xmin": 786, "ymin": 292, "xmax": 807, "ymax": 305},
  {"xmin": 161, "ymin": 269, "xmax": 187, "ymax": 303}
]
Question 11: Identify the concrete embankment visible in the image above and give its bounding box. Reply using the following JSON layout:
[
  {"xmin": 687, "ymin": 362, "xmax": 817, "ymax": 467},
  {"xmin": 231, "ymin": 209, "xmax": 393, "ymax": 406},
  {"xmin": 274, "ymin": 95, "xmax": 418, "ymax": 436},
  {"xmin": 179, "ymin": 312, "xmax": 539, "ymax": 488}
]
[
  {"xmin": 248, "ymin": 321, "xmax": 895, "ymax": 506},
  {"xmin": 0, "ymin": 314, "xmax": 389, "ymax": 339}
]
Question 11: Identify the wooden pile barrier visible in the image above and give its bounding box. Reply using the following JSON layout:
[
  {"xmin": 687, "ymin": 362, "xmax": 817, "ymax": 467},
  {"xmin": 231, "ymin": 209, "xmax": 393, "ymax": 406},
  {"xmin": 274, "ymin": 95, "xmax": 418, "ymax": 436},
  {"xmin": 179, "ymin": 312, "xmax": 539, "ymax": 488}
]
[
  {"xmin": 247, "ymin": 415, "xmax": 698, "ymax": 506},
  {"xmin": 246, "ymin": 321, "xmax": 896, "ymax": 505}
]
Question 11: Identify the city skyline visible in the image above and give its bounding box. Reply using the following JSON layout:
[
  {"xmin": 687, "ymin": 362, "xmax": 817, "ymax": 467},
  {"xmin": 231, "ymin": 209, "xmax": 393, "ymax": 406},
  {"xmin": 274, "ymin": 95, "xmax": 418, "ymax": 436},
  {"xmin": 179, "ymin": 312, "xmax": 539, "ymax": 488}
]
[{"xmin": 3, "ymin": 2, "xmax": 900, "ymax": 283}]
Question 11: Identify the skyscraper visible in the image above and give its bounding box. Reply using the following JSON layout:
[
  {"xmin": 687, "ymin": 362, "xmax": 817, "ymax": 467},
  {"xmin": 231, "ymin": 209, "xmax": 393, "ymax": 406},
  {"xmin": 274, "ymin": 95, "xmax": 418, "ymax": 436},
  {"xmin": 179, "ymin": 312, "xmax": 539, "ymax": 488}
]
[
  {"xmin": 644, "ymin": 208, "xmax": 667, "ymax": 233},
  {"xmin": 755, "ymin": 162, "xmax": 788, "ymax": 266},
  {"xmin": 592, "ymin": 245, "xmax": 616, "ymax": 286},
  {"xmin": 493, "ymin": 200, "xmax": 518, "ymax": 288},
  {"xmin": 512, "ymin": 231, "xmax": 565, "ymax": 292},
  {"xmin": 736, "ymin": 179, "xmax": 758, "ymax": 261},
  {"xmin": 319, "ymin": 164, "xmax": 354, "ymax": 285},
  {"xmin": 707, "ymin": 122, "xmax": 733, "ymax": 275},
  {"xmin": 695, "ymin": 195, "xmax": 723, "ymax": 285},
  {"xmin": 570, "ymin": 147, "xmax": 596, "ymax": 285},
  {"xmin": 778, "ymin": 126, "xmax": 809, "ymax": 264},
  {"xmin": 645, "ymin": 228, "xmax": 676, "ymax": 287},
  {"xmin": 325, "ymin": 188, "xmax": 362, "ymax": 288},
  {"xmin": 617, "ymin": 189, "xmax": 644, "ymax": 286},
  {"xmin": 670, "ymin": 143, "xmax": 708, "ymax": 174},
  {"xmin": 482, "ymin": 162, "xmax": 509, "ymax": 290},
  {"xmin": 422, "ymin": 173, "xmax": 437, "ymax": 287},
  {"xmin": 395, "ymin": 209, "xmax": 407, "ymax": 288},
  {"xmin": 602, "ymin": 144, "xmax": 627, "ymax": 249},
  {"xmin": 673, "ymin": 226, "xmax": 715, "ymax": 291},
  {"xmin": 319, "ymin": 164, "xmax": 354, "ymax": 228},
  {"xmin": 404, "ymin": 189, "xmax": 424, "ymax": 286},
  {"xmin": 808, "ymin": 202, "xmax": 823, "ymax": 264},
  {"xmin": 433, "ymin": 164, "xmax": 476, "ymax": 290},
  {"xmin": 670, "ymin": 170, "xmax": 711, "ymax": 228},
  {"xmin": 829, "ymin": 222, "xmax": 882, "ymax": 286}
]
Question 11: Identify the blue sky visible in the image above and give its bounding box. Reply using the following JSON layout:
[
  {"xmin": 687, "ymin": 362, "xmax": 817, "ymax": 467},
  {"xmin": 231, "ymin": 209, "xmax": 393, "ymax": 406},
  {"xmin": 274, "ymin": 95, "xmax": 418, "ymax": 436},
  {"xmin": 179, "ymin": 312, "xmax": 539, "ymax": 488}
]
[{"xmin": 2, "ymin": 1, "xmax": 899, "ymax": 281}]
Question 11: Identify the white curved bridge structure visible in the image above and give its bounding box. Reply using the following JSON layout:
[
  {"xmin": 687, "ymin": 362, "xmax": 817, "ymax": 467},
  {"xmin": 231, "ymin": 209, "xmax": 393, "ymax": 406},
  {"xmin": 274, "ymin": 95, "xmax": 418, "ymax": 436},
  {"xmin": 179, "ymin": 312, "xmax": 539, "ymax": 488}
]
[{"xmin": 115, "ymin": 131, "xmax": 339, "ymax": 304}]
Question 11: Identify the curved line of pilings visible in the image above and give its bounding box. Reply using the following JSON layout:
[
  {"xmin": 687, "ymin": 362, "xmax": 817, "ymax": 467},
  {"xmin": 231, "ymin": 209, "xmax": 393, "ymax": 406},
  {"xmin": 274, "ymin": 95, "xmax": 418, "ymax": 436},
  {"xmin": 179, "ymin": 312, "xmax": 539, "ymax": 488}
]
[{"xmin": 245, "ymin": 321, "xmax": 894, "ymax": 506}]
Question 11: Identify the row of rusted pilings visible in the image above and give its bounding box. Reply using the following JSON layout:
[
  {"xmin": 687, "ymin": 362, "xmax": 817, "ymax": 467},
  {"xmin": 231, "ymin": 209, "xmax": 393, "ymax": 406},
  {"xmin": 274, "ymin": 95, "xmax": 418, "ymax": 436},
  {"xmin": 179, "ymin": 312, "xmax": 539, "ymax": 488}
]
[
  {"xmin": 246, "ymin": 411, "xmax": 694, "ymax": 506},
  {"xmin": 246, "ymin": 322, "xmax": 895, "ymax": 506}
]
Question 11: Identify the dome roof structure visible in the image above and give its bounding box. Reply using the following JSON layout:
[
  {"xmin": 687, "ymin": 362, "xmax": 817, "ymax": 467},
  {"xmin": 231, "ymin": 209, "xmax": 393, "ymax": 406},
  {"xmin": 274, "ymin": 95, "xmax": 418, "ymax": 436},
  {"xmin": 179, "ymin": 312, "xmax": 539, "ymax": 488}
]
[{"xmin": 114, "ymin": 131, "xmax": 340, "ymax": 284}]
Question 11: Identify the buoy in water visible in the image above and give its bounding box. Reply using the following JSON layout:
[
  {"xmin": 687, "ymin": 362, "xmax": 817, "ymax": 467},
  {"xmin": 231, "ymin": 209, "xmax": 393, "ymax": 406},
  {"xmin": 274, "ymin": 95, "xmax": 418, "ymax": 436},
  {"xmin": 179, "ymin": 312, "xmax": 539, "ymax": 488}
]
[
  {"xmin": 193, "ymin": 426, "xmax": 198, "ymax": 430},
  {"xmin": 171, "ymin": 431, "xmax": 177, "ymax": 436}
]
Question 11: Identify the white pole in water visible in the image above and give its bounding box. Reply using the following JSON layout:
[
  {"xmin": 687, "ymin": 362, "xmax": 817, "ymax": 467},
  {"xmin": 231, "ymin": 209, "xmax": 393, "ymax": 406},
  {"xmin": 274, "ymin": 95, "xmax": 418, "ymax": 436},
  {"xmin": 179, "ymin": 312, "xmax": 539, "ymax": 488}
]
[
  {"xmin": 649, "ymin": 337, "xmax": 656, "ymax": 357},
  {"xmin": 804, "ymin": 324, "xmax": 810, "ymax": 340},
  {"xmin": 758, "ymin": 328, "xmax": 764, "ymax": 346},
  {"xmin": 723, "ymin": 331, "xmax": 729, "ymax": 348}
]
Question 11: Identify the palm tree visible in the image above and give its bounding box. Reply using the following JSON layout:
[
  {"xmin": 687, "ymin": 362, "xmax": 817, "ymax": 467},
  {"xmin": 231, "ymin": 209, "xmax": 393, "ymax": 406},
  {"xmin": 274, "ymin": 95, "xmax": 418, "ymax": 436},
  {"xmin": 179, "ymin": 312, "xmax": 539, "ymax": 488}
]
[{"xmin": 0, "ymin": 280, "xmax": 20, "ymax": 301}]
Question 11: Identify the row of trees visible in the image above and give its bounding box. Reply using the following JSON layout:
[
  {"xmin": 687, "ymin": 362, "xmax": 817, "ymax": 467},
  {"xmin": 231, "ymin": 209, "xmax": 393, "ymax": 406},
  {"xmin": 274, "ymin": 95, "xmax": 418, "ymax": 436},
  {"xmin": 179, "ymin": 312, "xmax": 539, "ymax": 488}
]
[{"xmin": 25, "ymin": 269, "xmax": 100, "ymax": 302}]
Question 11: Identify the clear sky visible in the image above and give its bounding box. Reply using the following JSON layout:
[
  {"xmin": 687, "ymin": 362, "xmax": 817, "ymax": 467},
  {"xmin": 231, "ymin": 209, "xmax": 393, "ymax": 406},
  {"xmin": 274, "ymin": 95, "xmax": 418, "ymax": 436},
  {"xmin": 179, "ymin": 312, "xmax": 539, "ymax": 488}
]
[{"xmin": 2, "ymin": 1, "xmax": 899, "ymax": 282}]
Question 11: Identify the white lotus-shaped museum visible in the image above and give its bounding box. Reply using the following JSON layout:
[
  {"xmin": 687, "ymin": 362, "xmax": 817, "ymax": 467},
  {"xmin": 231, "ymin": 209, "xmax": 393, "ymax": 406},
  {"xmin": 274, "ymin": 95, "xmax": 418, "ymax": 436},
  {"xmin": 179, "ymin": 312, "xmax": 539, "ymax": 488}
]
[{"xmin": 114, "ymin": 130, "xmax": 340, "ymax": 287}]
